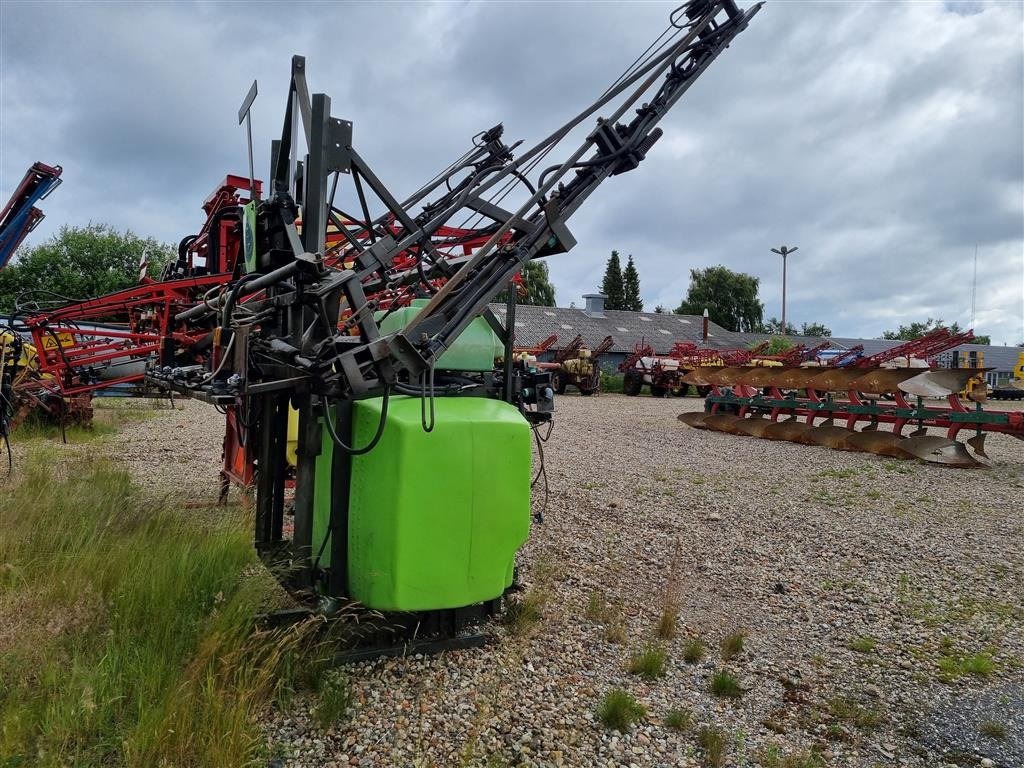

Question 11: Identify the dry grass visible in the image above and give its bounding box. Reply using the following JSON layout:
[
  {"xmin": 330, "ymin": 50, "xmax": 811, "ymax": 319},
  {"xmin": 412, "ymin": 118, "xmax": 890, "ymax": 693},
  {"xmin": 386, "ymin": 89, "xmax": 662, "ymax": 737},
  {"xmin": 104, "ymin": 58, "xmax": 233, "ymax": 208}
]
[{"xmin": 0, "ymin": 450, "xmax": 324, "ymax": 767}]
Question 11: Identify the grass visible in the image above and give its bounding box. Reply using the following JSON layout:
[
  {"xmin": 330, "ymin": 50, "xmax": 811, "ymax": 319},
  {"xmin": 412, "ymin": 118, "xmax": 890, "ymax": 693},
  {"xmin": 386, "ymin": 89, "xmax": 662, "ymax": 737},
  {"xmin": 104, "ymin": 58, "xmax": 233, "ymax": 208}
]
[
  {"xmin": 756, "ymin": 745, "xmax": 826, "ymax": 767},
  {"xmin": 656, "ymin": 606, "xmax": 678, "ymax": 640},
  {"xmin": 849, "ymin": 635, "xmax": 877, "ymax": 654},
  {"xmin": 600, "ymin": 372, "xmax": 624, "ymax": 394},
  {"xmin": 696, "ymin": 725, "xmax": 727, "ymax": 767},
  {"xmin": 585, "ymin": 590, "xmax": 607, "ymax": 621},
  {"xmin": 937, "ymin": 649, "xmax": 996, "ymax": 680},
  {"xmin": 683, "ymin": 637, "xmax": 707, "ymax": 664},
  {"xmin": 596, "ymin": 688, "xmax": 646, "ymax": 731},
  {"xmin": 14, "ymin": 398, "xmax": 159, "ymax": 442},
  {"xmin": 664, "ymin": 708, "xmax": 693, "ymax": 731},
  {"xmin": 720, "ymin": 630, "xmax": 746, "ymax": 661},
  {"xmin": 826, "ymin": 696, "xmax": 883, "ymax": 730},
  {"xmin": 979, "ymin": 719, "xmax": 1007, "ymax": 740},
  {"xmin": 0, "ymin": 451, "xmax": 320, "ymax": 767},
  {"xmin": 628, "ymin": 644, "xmax": 668, "ymax": 680},
  {"xmin": 709, "ymin": 670, "xmax": 743, "ymax": 699},
  {"xmin": 503, "ymin": 589, "xmax": 546, "ymax": 637},
  {"xmin": 314, "ymin": 670, "xmax": 352, "ymax": 729}
]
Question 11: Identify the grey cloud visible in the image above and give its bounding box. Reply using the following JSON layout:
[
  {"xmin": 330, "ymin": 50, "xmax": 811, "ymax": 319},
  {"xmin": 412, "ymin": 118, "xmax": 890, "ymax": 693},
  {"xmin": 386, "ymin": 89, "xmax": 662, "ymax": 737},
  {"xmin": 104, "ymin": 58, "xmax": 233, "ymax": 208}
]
[{"xmin": 1, "ymin": 0, "xmax": 1021, "ymax": 343}]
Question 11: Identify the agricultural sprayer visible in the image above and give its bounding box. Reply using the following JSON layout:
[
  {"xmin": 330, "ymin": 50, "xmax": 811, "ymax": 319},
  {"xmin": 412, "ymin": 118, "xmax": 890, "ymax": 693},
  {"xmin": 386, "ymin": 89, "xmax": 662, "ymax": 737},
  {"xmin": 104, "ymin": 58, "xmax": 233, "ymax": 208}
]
[
  {"xmin": 678, "ymin": 328, "xmax": 1024, "ymax": 468},
  {"xmin": 125, "ymin": 0, "xmax": 761, "ymax": 652}
]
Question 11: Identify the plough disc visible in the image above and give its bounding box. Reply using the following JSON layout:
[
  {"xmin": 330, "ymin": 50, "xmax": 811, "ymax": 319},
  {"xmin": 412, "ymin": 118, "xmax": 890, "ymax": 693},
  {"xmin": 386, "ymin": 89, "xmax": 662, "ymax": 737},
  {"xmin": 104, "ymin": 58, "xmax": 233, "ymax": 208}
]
[
  {"xmin": 846, "ymin": 430, "xmax": 911, "ymax": 458},
  {"xmin": 804, "ymin": 367, "xmax": 868, "ymax": 392},
  {"xmin": 733, "ymin": 416, "xmax": 774, "ymax": 437},
  {"xmin": 682, "ymin": 369, "xmax": 713, "ymax": 386},
  {"xmin": 704, "ymin": 413, "xmax": 743, "ymax": 433},
  {"xmin": 736, "ymin": 366, "xmax": 785, "ymax": 388},
  {"xmin": 846, "ymin": 368, "xmax": 924, "ymax": 396},
  {"xmin": 899, "ymin": 435, "xmax": 981, "ymax": 468},
  {"xmin": 678, "ymin": 411, "xmax": 711, "ymax": 429},
  {"xmin": 770, "ymin": 367, "xmax": 825, "ymax": 391},
  {"xmin": 704, "ymin": 367, "xmax": 748, "ymax": 387},
  {"xmin": 899, "ymin": 368, "xmax": 991, "ymax": 398},
  {"xmin": 806, "ymin": 425, "xmax": 856, "ymax": 450},
  {"xmin": 763, "ymin": 419, "xmax": 815, "ymax": 443}
]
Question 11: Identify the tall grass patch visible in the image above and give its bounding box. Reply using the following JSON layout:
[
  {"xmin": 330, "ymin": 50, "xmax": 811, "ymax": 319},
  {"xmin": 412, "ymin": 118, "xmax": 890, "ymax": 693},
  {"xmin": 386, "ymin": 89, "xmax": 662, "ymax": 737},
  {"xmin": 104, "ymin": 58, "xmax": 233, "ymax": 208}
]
[{"xmin": 0, "ymin": 451, "xmax": 312, "ymax": 767}]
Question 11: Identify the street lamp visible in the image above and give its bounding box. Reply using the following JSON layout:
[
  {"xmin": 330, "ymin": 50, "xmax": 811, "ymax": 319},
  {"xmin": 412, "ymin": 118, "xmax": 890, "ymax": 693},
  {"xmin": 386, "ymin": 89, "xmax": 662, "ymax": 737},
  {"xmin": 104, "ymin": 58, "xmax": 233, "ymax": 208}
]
[{"xmin": 770, "ymin": 245, "xmax": 798, "ymax": 334}]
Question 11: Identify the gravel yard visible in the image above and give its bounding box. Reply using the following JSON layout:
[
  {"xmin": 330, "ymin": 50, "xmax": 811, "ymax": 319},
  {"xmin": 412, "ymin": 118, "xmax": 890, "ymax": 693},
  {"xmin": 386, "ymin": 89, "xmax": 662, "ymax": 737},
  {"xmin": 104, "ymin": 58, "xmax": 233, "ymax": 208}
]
[{"xmin": 104, "ymin": 394, "xmax": 1023, "ymax": 767}]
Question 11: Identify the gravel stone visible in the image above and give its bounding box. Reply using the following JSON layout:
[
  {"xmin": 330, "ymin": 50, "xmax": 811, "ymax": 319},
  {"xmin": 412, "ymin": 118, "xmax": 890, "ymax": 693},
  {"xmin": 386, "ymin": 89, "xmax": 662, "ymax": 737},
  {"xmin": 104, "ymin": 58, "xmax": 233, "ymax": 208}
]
[{"xmin": 93, "ymin": 393, "xmax": 1024, "ymax": 767}]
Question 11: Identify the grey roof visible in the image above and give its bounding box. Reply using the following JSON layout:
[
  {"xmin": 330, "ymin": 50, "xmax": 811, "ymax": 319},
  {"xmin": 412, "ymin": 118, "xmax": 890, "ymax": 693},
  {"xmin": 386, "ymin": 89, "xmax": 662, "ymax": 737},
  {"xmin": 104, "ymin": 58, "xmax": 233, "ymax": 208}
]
[
  {"xmin": 490, "ymin": 304, "xmax": 1024, "ymax": 372},
  {"xmin": 490, "ymin": 303, "xmax": 737, "ymax": 354}
]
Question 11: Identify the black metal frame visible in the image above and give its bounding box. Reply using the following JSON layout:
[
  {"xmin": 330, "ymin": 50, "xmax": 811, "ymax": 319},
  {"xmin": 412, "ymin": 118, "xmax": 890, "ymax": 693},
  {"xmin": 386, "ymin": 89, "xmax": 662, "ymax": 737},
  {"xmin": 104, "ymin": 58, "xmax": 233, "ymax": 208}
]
[{"xmin": 148, "ymin": 0, "xmax": 762, "ymax": 647}]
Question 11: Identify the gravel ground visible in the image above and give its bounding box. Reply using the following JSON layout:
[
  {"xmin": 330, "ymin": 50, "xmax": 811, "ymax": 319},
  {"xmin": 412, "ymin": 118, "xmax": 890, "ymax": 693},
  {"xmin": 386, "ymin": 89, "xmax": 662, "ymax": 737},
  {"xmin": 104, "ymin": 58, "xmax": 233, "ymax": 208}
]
[{"xmin": 99, "ymin": 393, "xmax": 1024, "ymax": 768}]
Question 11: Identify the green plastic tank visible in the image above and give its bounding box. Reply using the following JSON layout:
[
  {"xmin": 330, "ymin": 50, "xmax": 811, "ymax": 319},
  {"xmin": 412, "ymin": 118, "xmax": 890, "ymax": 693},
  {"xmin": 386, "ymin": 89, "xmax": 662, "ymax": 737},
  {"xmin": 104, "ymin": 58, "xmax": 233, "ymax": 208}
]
[
  {"xmin": 312, "ymin": 395, "xmax": 531, "ymax": 612},
  {"xmin": 376, "ymin": 299, "xmax": 503, "ymax": 371}
]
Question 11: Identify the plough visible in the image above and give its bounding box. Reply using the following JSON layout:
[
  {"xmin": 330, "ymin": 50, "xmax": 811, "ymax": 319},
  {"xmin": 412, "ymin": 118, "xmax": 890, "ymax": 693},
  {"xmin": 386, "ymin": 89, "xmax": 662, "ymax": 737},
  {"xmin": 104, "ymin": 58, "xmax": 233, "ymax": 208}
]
[{"xmin": 678, "ymin": 329, "xmax": 1022, "ymax": 468}]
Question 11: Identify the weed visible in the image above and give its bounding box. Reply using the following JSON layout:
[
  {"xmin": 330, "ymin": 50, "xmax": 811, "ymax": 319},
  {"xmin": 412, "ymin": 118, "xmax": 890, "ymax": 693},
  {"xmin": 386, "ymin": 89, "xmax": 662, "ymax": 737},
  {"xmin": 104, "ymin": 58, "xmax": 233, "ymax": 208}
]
[
  {"xmin": 600, "ymin": 372, "xmax": 625, "ymax": 393},
  {"xmin": 827, "ymin": 696, "xmax": 883, "ymax": 730},
  {"xmin": 696, "ymin": 725, "xmax": 727, "ymax": 767},
  {"xmin": 709, "ymin": 670, "xmax": 743, "ymax": 699},
  {"xmin": 979, "ymin": 719, "xmax": 1007, "ymax": 740},
  {"xmin": 596, "ymin": 688, "xmax": 646, "ymax": 731},
  {"xmin": 664, "ymin": 708, "xmax": 693, "ymax": 731},
  {"xmin": 757, "ymin": 745, "xmax": 826, "ymax": 767},
  {"xmin": 503, "ymin": 589, "xmax": 546, "ymax": 637},
  {"xmin": 849, "ymin": 636, "xmax": 877, "ymax": 654},
  {"xmin": 684, "ymin": 637, "xmax": 707, "ymax": 664},
  {"xmin": 656, "ymin": 606, "xmax": 678, "ymax": 640},
  {"xmin": 817, "ymin": 468, "xmax": 858, "ymax": 479},
  {"xmin": 0, "ymin": 452, "xmax": 321, "ymax": 767},
  {"xmin": 604, "ymin": 619, "xmax": 629, "ymax": 645},
  {"xmin": 865, "ymin": 489, "xmax": 882, "ymax": 500},
  {"xmin": 629, "ymin": 644, "xmax": 668, "ymax": 680},
  {"xmin": 657, "ymin": 542, "xmax": 682, "ymax": 641},
  {"xmin": 585, "ymin": 590, "xmax": 607, "ymax": 621},
  {"xmin": 720, "ymin": 630, "xmax": 746, "ymax": 661},
  {"xmin": 937, "ymin": 650, "xmax": 995, "ymax": 680},
  {"xmin": 314, "ymin": 671, "xmax": 352, "ymax": 728}
]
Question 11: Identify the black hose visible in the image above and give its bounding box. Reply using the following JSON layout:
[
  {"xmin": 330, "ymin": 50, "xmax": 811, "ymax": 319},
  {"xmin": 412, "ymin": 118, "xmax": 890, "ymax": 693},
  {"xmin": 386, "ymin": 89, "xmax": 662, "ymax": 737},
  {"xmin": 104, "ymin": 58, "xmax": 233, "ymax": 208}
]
[{"xmin": 320, "ymin": 389, "xmax": 390, "ymax": 455}]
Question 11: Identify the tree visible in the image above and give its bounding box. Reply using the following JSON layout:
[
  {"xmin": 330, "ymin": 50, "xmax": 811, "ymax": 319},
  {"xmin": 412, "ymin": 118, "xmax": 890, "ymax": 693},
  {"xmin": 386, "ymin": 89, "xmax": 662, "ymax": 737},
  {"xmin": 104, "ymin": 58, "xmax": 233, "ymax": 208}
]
[
  {"xmin": 760, "ymin": 317, "xmax": 797, "ymax": 335},
  {"xmin": 758, "ymin": 337, "xmax": 794, "ymax": 356},
  {"xmin": 622, "ymin": 255, "xmax": 643, "ymax": 312},
  {"xmin": 600, "ymin": 251, "xmax": 625, "ymax": 310},
  {"xmin": 0, "ymin": 224, "xmax": 172, "ymax": 313},
  {"xmin": 496, "ymin": 259, "xmax": 556, "ymax": 307},
  {"xmin": 800, "ymin": 321, "xmax": 832, "ymax": 337},
  {"xmin": 654, "ymin": 304, "xmax": 666, "ymax": 314},
  {"xmin": 674, "ymin": 266, "xmax": 763, "ymax": 333}
]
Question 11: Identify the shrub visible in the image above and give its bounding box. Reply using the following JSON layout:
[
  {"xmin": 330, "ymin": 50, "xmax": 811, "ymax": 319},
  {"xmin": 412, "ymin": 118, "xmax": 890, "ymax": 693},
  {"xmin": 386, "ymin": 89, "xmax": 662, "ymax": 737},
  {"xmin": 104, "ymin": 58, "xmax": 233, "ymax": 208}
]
[
  {"xmin": 980, "ymin": 719, "xmax": 1007, "ymax": 740},
  {"xmin": 696, "ymin": 725, "xmax": 728, "ymax": 767},
  {"xmin": 664, "ymin": 708, "xmax": 693, "ymax": 731},
  {"xmin": 628, "ymin": 645, "xmax": 668, "ymax": 680},
  {"xmin": 849, "ymin": 636, "xmax": 876, "ymax": 654},
  {"xmin": 709, "ymin": 670, "xmax": 743, "ymax": 699},
  {"xmin": 684, "ymin": 638, "xmax": 707, "ymax": 664},
  {"xmin": 503, "ymin": 590, "xmax": 545, "ymax": 637},
  {"xmin": 720, "ymin": 630, "xmax": 746, "ymax": 661},
  {"xmin": 596, "ymin": 688, "xmax": 646, "ymax": 731},
  {"xmin": 314, "ymin": 671, "xmax": 352, "ymax": 729}
]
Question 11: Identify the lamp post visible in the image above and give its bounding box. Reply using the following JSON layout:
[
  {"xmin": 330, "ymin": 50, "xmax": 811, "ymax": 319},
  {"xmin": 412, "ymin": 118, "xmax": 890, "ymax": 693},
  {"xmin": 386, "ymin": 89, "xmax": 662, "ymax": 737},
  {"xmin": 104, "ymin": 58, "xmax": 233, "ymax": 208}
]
[{"xmin": 770, "ymin": 245, "xmax": 798, "ymax": 334}]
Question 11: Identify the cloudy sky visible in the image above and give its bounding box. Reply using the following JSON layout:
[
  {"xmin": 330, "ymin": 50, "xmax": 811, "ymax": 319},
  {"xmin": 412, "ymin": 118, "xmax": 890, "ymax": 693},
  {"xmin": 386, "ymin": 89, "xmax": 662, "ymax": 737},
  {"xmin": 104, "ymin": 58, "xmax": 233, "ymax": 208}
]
[{"xmin": 2, "ymin": 0, "xmax": 1022, "ymax": 343}]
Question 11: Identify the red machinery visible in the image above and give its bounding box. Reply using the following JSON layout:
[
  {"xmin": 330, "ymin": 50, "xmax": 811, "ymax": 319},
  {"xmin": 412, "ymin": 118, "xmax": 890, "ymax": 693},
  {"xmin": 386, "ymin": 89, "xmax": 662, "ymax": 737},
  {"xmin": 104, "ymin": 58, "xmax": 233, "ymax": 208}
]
[{"xmin": 679, "ymin": 329, "xmax": 1023, "ymax": 467}]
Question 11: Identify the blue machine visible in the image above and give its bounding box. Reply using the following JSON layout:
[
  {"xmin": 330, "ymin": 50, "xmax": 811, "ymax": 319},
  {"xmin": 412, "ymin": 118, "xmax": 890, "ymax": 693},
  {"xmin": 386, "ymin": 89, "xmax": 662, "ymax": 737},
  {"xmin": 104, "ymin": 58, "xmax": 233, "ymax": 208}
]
[{"xmin": 0, "ymin": 162, "xmax": 63, "ymax": 268}]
